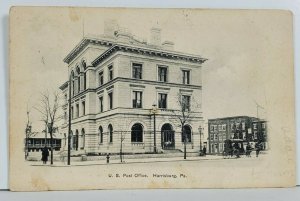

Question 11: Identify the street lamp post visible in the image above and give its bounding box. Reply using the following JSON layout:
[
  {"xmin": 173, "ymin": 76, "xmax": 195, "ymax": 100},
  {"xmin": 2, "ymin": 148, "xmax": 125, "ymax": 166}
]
[
  {"xmin": 198, "ymin": 126, "xmax": 204, "ymax": 153},
  {"xmin": 151, "ymin": 103, "xmax": 158, "ymax": 153}
]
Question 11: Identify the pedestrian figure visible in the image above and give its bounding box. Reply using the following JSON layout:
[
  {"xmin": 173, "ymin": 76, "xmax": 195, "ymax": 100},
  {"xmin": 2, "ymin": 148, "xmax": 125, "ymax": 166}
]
[
  {"xmin": 106, "ymin": 153, "xmax": 110, "ymax": 164},
  {"xmin": 246, "ymin": 143, "xmax": 252, "ymax": 157},
  {"xmin": 41, "ymin": 146, "xmax": 49, "ymax": 164},
  {"xmin": 202, "ymin": 146, "xmax": 207, "ymax": 156},
  {"xmin": 255, "ymin": 142, "xmax": 261, "ymax": 157}
]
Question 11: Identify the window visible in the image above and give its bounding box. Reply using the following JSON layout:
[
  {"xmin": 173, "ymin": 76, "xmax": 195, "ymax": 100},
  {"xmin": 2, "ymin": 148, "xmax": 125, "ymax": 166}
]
[
  {"xmin": 64, "ymin": 112, "xmax": 67, "ymax": 122},
  {"xmin": 131, "ymin": 123, "xmax": 143, "ymax": 142},
  {"xmin": 158, "ymin": 66, "xmax": 167, "ymax": 82},
  {"xmin": 215, "ymin": 134, "xmax": 218, "ymax": 140},
  {"xmin": 76, "ymin": 104, "xmax": 79, "ymax": 118},
  {"xmin": 218, "ymin": 125, "xmax": 222, "ymax": 131},
  {"xmin": 242, "ymin": 122, "xmax": 245, "ymax": 130},
  {"xmin": 82, "ymin": 101, "xmax": 85, "ymax": 116},
  {"xmin": 76, "ymin": 67, "xmax": 81, "ymax": 93},
  {"xmin": 80, "ymin": 128, "xmax": 85, "ymax": 149},
  {"xmin": 158, "ymin": 93, "xmax": 167, "ymax": 109},
  {"xmin": 108, "ymin": 92, "xmax": 113, "ymax": 109},
  {"xmin": 99, "ymin": 126, "xmax": 103, "ymax": 144},
  {"xmin": 132, "ymin": 91, "xmax": 142, "ymax": 108},
  {"xmin": 82, "ymin": 59, "xmax": 87, "ymax": 69},
  {"xmin": 182, "ymin": 70, "xmax": 190, "ymax": 84},
  {"xmin": 108, "ymin": 124, "xmax": 113, "ymax": 143},
  {"xmin": 99, "ymin": 71, "xmax": 104, "ymax": 86},
  {"xmin": 210, "ymin": 125, "xmax": 214, "ymax": 131},
  {"xmin": 182, "ymin": 95, "xmax": 191, "ymax": 111},
  {"xmin": 83, "ymin": 72, "xmax": 86, "ymax": 90},
  {"xmin": 71, "ymin": 71, "xmax": 75, "ymax": 96},
  {"xmin": 132, "ymin": 63, "xmax": 142, "ymax": 79},
  {"xmin": 108, "ymin": 65, "xmax": 113, "ymax": 81},
  {"xmin": 262, "ymin": 123, "xmax": 266, "ymax": 129},
  {"xmin": 71, "ymin": 106, "xmax": 74, "ymax": 119},
  {"xmin": 253, "ymin": 123, "xmax": 257, "ymax": 129},
  {"xmin": 99, "ymin": 96, "xmax": 103, "ymax": 112},
  {"xmin": 182, "ymin": 125, "xmax": 192, "ymax": 143},
  {"xmin": 74, "ymin": 130, "xmax": 79, "ymax": 151},
  {"xmin": 254, "ymin": 131, "xmax": 257, "ymax": 139},
  {"xmin": 222, "ymin": 124, "xmax": 226, "ymax": 131}
]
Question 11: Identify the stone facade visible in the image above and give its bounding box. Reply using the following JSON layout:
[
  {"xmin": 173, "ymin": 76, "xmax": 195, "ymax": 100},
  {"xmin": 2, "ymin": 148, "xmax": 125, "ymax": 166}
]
[{"xmin": 60, "ymin": 22, "xmax": 207, "ymax": 155}]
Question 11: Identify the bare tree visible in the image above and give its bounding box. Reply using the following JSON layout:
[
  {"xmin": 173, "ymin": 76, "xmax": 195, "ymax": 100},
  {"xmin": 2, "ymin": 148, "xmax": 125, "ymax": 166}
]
[
  {"xmin": 25, "ymin": 104, "xmax": 32, "ymax": 160},
  {"xmin": 171, "ymin": 92, "xmax": 201, "ymax": 159},
  {"xmin": 34, "ymin": 90, "xmax": 63, "ymax": 165}
]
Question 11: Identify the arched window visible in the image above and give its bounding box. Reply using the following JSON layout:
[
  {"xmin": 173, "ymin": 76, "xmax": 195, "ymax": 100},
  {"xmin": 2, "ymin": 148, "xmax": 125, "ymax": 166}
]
[
  {"xmin": 76, "ymin": 67, "xmax": 81, "ymax": 93},
  {"xmin": 182, "ymin": 125, "xmax": 192, "ymax": 143},
  {"xmin": 99, "ymin": 126, "xmax": 103, "ymax": 144},
  {"xmin": 74, "ymin": 129, "xmax": 79, "ymax": 150},
  {"xmin": 83, "ymin": 72, "xmax": 87, "ymax": 90},
  {"xmin": 80, "ymin": 128, "xmax": 85, "ymax": 149},
  {"xmin": 71, "ymin": 71, "xmax": 75, "ymax": 96},
  {"xmin": 131, "ymin": 123, "xmax": 143, "ymax": 142},
  {"xmin": 70, "ymin": 131, "xmax": 73, "ymax": 150},
  {"xmin": 108, "ymin": 124, "xmax": 113, "ymax": 143}
]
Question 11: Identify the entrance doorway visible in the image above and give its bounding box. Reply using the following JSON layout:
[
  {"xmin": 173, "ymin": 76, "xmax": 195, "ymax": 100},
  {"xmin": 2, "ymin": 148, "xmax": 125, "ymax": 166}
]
[{"xmin": 161, "ymin": 123, "xmax": 175, "ymax": 150}]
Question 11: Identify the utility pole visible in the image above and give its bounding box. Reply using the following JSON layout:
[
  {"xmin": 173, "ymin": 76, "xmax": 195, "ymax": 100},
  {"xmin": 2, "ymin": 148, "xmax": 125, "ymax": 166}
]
[{"xmin": 68, "ymin": 75, "xmax": 72, "ymax": 165}]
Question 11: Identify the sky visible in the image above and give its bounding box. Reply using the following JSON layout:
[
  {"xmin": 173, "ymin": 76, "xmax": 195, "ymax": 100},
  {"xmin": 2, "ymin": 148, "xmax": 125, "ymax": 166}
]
[{"xmin": 12, "ymin": 7, "xmax": 288, "ymax": 135}]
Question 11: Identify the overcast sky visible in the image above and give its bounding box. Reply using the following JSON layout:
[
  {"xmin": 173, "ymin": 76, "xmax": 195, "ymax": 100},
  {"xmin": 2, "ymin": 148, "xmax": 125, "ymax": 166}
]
[{"xmin": 13, "ymin": 7, "xmax": 290, "ymax": 134}]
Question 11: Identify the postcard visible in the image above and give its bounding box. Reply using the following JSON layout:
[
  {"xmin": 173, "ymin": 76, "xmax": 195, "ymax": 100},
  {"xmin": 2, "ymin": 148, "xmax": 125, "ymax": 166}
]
[{"xmin": 9, "ymin": 7, "xmax": 296, "ymax": 191}]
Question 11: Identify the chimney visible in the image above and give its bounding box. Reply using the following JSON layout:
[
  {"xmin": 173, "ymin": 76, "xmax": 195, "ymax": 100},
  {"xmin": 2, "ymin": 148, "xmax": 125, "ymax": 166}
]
[
  {"xmin": 150, "ymin": 27, "xmax": 161, "ymax": 46},
  {"xmin": 104, "ymin": 19, "xmax": 118, "ymax": 38},
  {"xmin": 162, "ymin": 41, "xmax": 174, "ymax": 51}
]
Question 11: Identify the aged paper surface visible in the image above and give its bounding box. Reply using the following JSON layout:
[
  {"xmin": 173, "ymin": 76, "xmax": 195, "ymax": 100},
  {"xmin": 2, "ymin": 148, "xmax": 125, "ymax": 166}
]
[{"xmin": 9, "ymin": 7, "xmax": 295, "ymax": 191}]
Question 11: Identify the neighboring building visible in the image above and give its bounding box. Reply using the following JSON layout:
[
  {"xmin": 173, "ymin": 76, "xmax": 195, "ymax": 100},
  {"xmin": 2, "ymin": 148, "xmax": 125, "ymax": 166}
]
[
  {"xmin": 252, "ymin": 120, "xmax": 268, "ymax": 149},
  {"xmin": 25, "ymin": 131, "xmax": 63, "ymax": 153},
  {"xmin": 208, "ymin": 116, "xmax": 267, "ymax": 154},
  {"xmin": 59, "ymin": 21, "xmax": 207, "ymax": 155}
]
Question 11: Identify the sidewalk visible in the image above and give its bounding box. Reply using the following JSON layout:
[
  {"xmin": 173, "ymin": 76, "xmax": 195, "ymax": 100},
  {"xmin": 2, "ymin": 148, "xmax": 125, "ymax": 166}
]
[{"xmin": 31, "ymin": 154, "xmax": 224, "ymax": 167}]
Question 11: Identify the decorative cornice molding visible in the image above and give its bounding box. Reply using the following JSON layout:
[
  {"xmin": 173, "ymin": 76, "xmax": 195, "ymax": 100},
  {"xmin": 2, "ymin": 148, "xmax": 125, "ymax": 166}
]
[
  {"xmin": 155, "ymin": 86, "xmax": 170, "ymax": 90},
  {"xmin": 106, "ymin": 85, "xmax": 114, "ymax": 91},
  {"xmin": 63, "ymin": 37, "xmax": 207, "ymax": 66},
  {"xmin": 130, "ymin": 84, "xmax": 146, "ymax": 88},
  {"xmin": 63, "ymin": 38, "xmax": 114, "ymax": 64},
  {"xmin": 179, "ymin": 89, "xmax": 193, "ymax": 93},
  {"xmin": 92, "ymin": 44, "xmax": 207, "ymax": 67}
]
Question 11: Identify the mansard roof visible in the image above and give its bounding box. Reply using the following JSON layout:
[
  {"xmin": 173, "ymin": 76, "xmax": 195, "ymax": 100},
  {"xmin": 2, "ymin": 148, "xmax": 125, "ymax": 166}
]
[{"xmin": 63, "ymin": 36, "xmax": 207, "ymax": 65}]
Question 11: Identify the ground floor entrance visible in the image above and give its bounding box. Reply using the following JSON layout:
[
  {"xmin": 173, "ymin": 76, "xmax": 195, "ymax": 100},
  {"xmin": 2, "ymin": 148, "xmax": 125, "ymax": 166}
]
[{"xmin": 161, "ymin": 123, "xmax": 175, "ymax": 150}]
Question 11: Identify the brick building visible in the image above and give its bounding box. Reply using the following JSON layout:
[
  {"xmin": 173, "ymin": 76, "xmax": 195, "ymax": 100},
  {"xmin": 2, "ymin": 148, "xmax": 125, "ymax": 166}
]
[
  {"xmin": 59, "ymin": 21, "xmax": 207, "ymax": 155},
  {"xmin": 208, "ymin": 116, "xmax": 267, "ymax": 154}
]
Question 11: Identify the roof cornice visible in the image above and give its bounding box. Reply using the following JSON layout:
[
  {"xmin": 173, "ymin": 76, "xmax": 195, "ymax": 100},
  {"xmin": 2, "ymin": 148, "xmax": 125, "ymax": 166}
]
[
  {"xmin": 91, "ymin": 44, "xmax": 207, "ymax": 67},
  {"xmin": 63, "ymin": 37, "xmax": 114, "ymax": 64},
  {"xmin": 64, "ymin": 37, "xmax": 208, "ymax": 66}
]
